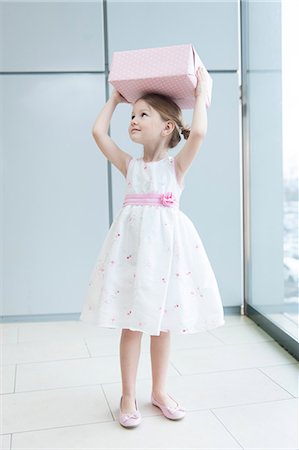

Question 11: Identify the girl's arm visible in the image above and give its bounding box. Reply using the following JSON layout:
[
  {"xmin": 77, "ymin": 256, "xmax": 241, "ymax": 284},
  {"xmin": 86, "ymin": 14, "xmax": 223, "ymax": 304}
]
[
  {"xmin": 92, "ymin": 89, "xmax": 132, "ymax": 178},
  {"xmin": 92, "ymin": 89, "xmax": 125, "ymax": 134},
  {"xmin": 174, "ymin": 67, "xmax": 209, "ymax": 175},
  {"xmin": 190, "ymin": 91, "xmax": 208, "ymax": 136}
]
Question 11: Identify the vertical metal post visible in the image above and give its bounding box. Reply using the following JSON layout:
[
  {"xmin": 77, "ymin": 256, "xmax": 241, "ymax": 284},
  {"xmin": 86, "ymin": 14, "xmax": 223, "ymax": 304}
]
[
  {"xmin": 103, "ymin": 0, "xmax": 113, "ymax": 226},
  {"xmin": 240, "ymin": 0, "xmax": 251, "ymax": 317}
]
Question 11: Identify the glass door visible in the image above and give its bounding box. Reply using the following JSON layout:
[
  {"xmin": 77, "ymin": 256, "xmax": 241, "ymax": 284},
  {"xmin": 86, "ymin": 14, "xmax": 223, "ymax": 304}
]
[{"xmin": 241, "ymin": 0, "xmax": 298, "ymax": 359}]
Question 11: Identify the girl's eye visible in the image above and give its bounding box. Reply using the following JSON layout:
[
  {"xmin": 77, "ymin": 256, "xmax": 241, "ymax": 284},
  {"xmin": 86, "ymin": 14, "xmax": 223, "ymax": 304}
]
[{"xmin": 131, "ymin": 113, "xmax": 147, "ymax": 119}]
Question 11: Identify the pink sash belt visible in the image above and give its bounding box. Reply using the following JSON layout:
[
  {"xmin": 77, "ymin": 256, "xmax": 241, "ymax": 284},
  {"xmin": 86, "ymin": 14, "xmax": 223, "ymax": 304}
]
[{"xmin": 123, "ymin": 192, "xmax": 179, "ymax": 208}]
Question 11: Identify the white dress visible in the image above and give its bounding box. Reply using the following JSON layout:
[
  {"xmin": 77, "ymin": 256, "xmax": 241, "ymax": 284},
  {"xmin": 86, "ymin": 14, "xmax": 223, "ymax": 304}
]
[{"xmin": 80, "ymin": 154, "xmax": 225, "ymax": 336}]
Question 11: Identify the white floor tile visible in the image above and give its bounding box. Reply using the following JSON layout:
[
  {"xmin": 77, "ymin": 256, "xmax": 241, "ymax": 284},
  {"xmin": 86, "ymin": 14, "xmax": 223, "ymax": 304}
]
[
  {"xmin": 101, "ymin": 367, "xmax": 292, "ymax": 418},
  {"xmin": 2, "ymin": 338, "xmax": 89, "ymax": 365},
  {"xmin": 17, "ymin": 320, "xmax": 121, "ymax": 342},
  {"xmin": 170, "ymin": 340, "xmax": 297, "ymax": 375},
  {"xmin": 1, "ymin": 325, "xmax": 18, "ymax": 344},
  {"xmin": 219, "ymin": 314, "xmax": 255, "ymax": 326},
  {"xmin": 209, "ymin": 322, "xmax": 274, "ymax": 344},
  {"xmin": 2, "ymin": 385, "xmax": 112, "ymax": 434},
  {"xmin": 213, "ymin": 398, "xmax": 298, "ymax": 449},
  {"xmin": 83, "ymin": 329, "xmax": 228, "ymax": 358},
  {"xmin": 0, "ymin": 364, "xmax": 16, "ymax": 394},
  {"xmin": 259, "ymin": 363, "xmax": 299, "ymax": 397},
  {"xmin": 171, "ymin": 329, "xmax": 226, "ymax": 349},
  {"xmin": 11, "ymin": 410, "xmax": 242, "ymax": 449},
  {"xmin": 2, "ymin": 315, "xmax": 297, "ymax": 449},
  {"xmin": 84, "ymin": 334, "xmax": 129, "ymax": 357},
  {"xmin": 0, "ymin": 434, "xmax": 11, "ymax": 450},
  {"xmin": 15, "ymin": 352, "xmax": 179, "ymax": 392}
]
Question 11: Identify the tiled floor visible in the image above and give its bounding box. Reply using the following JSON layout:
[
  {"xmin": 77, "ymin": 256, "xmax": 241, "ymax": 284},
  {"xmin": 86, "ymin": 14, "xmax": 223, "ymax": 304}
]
[{"xmin": 1, "ymin": 314, "xmax": 298, "ymax": 449}]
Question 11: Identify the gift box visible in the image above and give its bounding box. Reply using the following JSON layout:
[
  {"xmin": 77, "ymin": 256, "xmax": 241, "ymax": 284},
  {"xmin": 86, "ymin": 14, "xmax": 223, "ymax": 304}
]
[{"xmin": 108, "ymin": 43, "xmax": 212, "ymax": 109}]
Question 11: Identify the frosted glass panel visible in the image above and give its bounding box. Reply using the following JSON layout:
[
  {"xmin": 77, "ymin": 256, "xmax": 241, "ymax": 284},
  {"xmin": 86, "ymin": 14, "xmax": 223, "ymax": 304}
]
[
  {"xmin": 0, "ymin": 1, "xmax": 105, "ymax": 72},
  {"xmin": 107, "ymin": 1, "xmax": 239, "ymax": 70},
  {"xmin": 2, "ymin": 74, "xmax": 109, "ymax": 316}
]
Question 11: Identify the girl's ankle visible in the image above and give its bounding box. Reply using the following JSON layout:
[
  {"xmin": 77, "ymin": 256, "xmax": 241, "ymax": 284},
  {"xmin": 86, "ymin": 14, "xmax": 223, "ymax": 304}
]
[
  {"xmin": 122, "ymin": 393, "xmax": 136, "ymax": 399},
  {"xmin": 152, "ymin": 390, "xmax": 167, "ymax": 398}
]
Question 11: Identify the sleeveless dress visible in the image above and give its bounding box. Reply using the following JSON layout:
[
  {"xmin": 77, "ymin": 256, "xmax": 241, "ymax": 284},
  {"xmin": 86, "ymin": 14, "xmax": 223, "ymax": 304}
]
[{"xmin": 80, "ymin": 155, "xmax": 225, "ymax": 336}]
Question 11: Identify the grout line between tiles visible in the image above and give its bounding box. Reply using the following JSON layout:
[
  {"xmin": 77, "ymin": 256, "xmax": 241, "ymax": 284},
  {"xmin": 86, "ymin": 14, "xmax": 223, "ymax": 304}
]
[
  {"xmin": 209, "ymin": 408, "xmax": 244, "ymax": 449},
  {"xmin": 2, "ymin": 354, "xmax": 121, "ymax": 367},
  {"xmin": 172, "ymin": 339, "xmax": 289, "ymax": 351},
  {"xmin": 3, "ymin": 405, "xmax": 248, "ymax": 443},
  {"xmin": 169, "ymin": 361, "xmax": 183, "ymax": 375},
  {"xmin": 4, "ymin": 375, "xmax": 158, "ymax": 395},
  {"xmin": 83, "ymin": 338, "xmax": 92, "ymax": 357},
  {"xmin": 209, "ymin": 396, "xmax": 295, "ymax": 411},
  {"xmin": 100, "ymin": 384, "xmax": 115, "ymax": 421},
  {"xmin": 256, "ymin": 366, "xmax": 299, "ymax": 398},
  {"xmin": 167, "ymin": 364, "xmax": 298, "ymax": 377},
  {"xmin": 5, "ymin": 399, "xmax": 296, "ymax": 445},
  {"xmin": 2, "ymin": 364, "xmax": 297, "ymax": 396},
  {"xmin": 8, "ymin": 419, "xmax": 116, "ymax": 438},
  {"xmin": 3, "ymin": 383, "xmax": 107, "ymax": 395}
]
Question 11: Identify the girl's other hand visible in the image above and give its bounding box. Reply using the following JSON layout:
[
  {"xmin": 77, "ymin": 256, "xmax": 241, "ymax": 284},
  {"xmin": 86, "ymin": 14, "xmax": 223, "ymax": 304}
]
[
  {"xmin": 195, "ymin": 67, "xmax": 208, "ymax": 97},
  {"xmin": 111, "ymin": 88, "xmax": 129, "ymax": 104}
]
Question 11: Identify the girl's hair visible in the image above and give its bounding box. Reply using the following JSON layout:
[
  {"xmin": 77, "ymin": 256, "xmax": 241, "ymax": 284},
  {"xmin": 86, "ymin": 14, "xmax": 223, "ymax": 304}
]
[{"xmin": 136, "ymin": 93, "xmax": 191, "ymax": 148}]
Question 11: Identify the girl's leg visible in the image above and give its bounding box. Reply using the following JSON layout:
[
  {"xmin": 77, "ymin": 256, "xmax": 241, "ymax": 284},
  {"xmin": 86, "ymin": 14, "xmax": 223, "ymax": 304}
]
[
  {"xmin": 119, "ymin": 328, "xmax": 143, "ymax": 413},
  {"xmin": 150, "ymin": 331, "xmax": 177, "ymax": 407}
]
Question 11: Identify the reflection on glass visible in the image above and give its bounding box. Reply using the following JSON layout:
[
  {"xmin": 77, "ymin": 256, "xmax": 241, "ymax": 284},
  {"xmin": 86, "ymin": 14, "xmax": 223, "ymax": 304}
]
[
  {"xmin": 245, "ymin": 0, "xmax": 298, "ymax": 342},
  {"xmin": 282, "ymin": 0, "xmax": 299, "ymax": 332}
]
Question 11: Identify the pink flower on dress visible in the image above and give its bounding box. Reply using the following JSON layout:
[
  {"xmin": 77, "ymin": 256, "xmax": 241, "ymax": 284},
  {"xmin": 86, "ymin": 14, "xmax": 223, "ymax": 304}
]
[{"xmin": 160, "ymin": 192, "xmax": 176, "ymax": 206}]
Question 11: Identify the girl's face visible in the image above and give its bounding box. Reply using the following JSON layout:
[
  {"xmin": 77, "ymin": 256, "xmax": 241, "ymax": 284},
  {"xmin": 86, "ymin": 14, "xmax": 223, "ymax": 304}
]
[{"xmin": 128, "ymin": 99, "xmax": 165, "ymax": 143}]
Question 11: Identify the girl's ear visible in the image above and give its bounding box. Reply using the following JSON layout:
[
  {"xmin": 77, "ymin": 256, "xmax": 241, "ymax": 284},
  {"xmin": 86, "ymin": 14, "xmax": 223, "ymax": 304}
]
[{"xmin": 162, "ymin": 120, "xmax": 175, "ymax": 136}]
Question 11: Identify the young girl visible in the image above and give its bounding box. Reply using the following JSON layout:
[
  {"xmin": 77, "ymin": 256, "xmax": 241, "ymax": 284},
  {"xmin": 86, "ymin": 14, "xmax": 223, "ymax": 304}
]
[{"xmin": 80, "ymin": 67, "xmax": 225, "ymax": 428}]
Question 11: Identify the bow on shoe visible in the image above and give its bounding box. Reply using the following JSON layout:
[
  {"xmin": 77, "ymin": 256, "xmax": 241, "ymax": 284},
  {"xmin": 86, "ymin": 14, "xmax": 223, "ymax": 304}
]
[
  {"xmin": 121, "ymin": 412, "xmax": 140, "ymax": 422},
  {"xmin": 160, "ymin": 192, "xmax": 176, "ymax": 206},
  {"xmin": 166, "ymin": 404, "xmax": 186, "ymax": 412}
]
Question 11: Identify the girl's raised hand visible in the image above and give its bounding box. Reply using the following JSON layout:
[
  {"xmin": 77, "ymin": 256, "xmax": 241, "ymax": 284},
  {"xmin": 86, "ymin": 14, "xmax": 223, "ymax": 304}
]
[
  {"xmin": 111, "ymin": 88, "xmax": 129, "ymax": 104},
  {"xmin": 195, "ymin": 67, "xmax": 208, "ymax": 97}
]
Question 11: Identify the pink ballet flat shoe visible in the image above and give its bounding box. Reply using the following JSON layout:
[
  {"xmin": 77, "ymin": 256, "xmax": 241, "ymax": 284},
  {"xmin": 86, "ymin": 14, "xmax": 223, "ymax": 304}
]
[
  {"xmin": 151, "ymin": 393, "xmax": 186, "ymax": 420},
  {"xmin": 118, "ymin": 396, "xmax": 142, "ymax": 428}
]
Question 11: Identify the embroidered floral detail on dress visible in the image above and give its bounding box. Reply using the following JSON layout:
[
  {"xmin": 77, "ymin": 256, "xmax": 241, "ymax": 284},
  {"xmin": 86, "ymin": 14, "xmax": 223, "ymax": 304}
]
[{"xmin": 197, "ymin": 287, "xmax": 204, "ymax": 298}]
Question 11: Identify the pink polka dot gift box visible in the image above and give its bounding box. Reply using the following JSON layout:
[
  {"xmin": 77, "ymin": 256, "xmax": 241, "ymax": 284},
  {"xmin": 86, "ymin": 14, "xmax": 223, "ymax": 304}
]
[{"xmin": 108, "ymin": 43, "xmax": 213, "ymax": 109}]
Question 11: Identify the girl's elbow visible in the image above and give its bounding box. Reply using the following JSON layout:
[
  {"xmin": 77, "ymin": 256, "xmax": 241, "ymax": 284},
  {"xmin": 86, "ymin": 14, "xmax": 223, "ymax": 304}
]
[
  {"xmin": 92, "ymin": 128, "xmax": 106, "ymax": 137},
  {"xmin": 191, "ymin": 130, "xmax": 206, "ymax": 139}
]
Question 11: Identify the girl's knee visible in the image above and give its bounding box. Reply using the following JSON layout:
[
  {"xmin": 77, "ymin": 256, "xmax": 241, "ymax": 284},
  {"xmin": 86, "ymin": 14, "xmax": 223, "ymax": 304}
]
[
  {"xmin": 151, "ymin": 331, "xmax": 170, "ymax": 338},
  {"xmin": 122, "ymin": 328, "xmax": 143, "ymax": 337}
]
